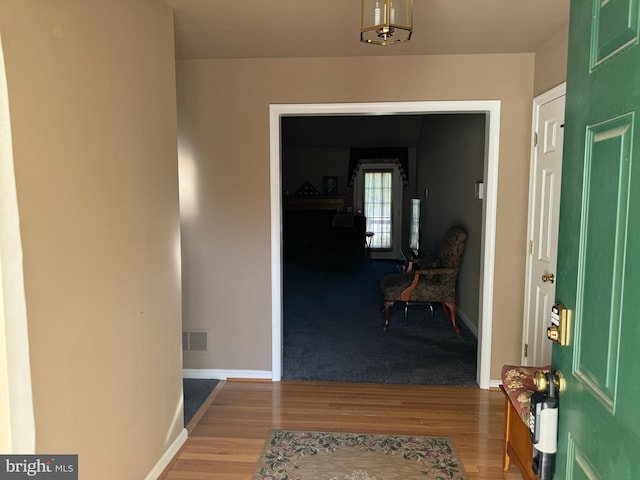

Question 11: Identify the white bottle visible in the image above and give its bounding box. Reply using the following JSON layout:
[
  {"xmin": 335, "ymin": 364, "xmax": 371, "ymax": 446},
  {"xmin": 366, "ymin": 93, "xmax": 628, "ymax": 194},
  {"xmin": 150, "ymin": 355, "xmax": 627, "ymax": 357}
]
[{"xmin": 374, "ymin": 2, "xmax": 381, "ymax": 24}]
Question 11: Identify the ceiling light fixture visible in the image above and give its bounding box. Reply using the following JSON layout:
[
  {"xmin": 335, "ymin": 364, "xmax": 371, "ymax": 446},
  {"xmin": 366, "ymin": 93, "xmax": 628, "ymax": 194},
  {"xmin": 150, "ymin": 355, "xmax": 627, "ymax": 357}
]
[{"xmin": 361, "ymin": 0, "xmax": 413, "ymax": 46}]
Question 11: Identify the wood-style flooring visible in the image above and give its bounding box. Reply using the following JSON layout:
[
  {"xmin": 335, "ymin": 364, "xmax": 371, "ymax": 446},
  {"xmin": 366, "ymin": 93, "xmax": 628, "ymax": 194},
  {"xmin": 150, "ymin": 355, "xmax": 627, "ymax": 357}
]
[{"xmin": 160, "ymin": 380, "xmax": 524, "ymax": 480}]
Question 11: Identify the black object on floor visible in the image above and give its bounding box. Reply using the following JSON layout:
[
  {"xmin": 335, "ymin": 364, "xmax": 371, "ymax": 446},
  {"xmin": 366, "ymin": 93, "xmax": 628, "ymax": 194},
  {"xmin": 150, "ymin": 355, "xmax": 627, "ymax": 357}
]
[
  {"xmin": 183, "ymin": 378, "xmax": 219, "ymax": 425},
  {"xmin": 283, "ymin": 260, "xmax": 478, "ymax": 386}
]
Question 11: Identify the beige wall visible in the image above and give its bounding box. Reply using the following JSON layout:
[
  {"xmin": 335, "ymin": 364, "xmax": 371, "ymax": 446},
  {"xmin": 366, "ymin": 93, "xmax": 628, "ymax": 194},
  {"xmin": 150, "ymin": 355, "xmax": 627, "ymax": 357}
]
[
  {"xmin": 416, "ymin": 114, "xmax": 486, "ymax": 330},
  {"xmin": 0, "ymin": 1, "xmax": 183, "ymax": 478},
  {"xmin": 534, "ymin": 25, "xmax": 569, "ymax": 96},
  {"xmin": 177, "ymin": 53, "xmax": 535, "ymax": 380}
]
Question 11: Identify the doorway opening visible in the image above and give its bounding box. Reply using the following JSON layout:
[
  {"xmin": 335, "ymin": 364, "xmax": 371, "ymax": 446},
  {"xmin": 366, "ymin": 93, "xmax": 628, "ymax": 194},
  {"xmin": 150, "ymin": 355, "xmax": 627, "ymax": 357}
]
[{"xmin": 270, "ymin": 101, "xmax": 501, "ymax": 389}]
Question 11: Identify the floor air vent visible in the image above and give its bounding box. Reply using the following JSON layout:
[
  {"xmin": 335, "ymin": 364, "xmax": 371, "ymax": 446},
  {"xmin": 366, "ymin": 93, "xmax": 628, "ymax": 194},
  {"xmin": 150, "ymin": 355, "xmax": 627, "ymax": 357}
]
[{"xmin": 182, "ymin": 330, "xmax": 209, "ymax": 352}]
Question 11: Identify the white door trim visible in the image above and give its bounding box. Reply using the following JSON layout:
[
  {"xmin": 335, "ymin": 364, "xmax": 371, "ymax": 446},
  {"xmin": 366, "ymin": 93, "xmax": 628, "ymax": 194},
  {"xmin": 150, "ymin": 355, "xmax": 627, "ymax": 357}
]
[
  {"xmin": 0, "ymin": 36, "xmax": 36, "ymax": 452},
  {"xmin": 269, "ymin": 100, "xmax": 501, "ymax": 389},
  {"xmin": 522, "ymin": 82, "xmax": 566, "ymax": 365}
]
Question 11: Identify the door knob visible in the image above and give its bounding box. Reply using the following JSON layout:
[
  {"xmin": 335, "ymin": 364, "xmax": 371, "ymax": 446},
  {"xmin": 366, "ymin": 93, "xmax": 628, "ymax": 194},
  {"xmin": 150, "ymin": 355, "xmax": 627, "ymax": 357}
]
[
  {"xmin": 542, "ymin": 273, "xmax": 555, "ymax": 283},
  {"xmin": 534, "ymin": 369, "xmax": 566, "ymax": 395}
]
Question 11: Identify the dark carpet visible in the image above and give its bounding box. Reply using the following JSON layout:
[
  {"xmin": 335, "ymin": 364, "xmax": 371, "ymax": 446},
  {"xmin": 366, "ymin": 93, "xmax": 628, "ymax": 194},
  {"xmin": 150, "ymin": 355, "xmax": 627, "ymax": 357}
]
[
  {"xmin": 183, "ymin": 378, "xmax": 219, "ymax": 425},
  {"xmin": 283, "ymin": 260, "xmax": 478, "ymax": 386}
]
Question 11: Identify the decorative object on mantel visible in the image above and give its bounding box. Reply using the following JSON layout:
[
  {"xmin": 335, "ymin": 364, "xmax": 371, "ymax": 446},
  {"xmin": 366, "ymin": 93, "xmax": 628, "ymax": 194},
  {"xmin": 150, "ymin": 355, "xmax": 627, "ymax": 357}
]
[
  {"xmin": 294, "ymin": 180, "xmax": 320, "ymax": 196},
  {"xmin": 349, "ymin": 147, "xmax": 409, "ymax": 187},
  {"xmin": 361, "ymin": 0, "xmax": 413, "ymax": 46},
  {"xmin": 323, "ymin": 176, "xmax": 338, "ymax": 194}
]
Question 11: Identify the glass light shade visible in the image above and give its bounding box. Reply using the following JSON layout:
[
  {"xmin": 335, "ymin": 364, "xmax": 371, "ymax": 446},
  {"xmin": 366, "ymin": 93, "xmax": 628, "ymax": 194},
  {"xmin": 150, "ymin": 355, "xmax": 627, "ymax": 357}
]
[{"xmin": 361, "ymin": 0, "xmax": 413, "ymax": 45}]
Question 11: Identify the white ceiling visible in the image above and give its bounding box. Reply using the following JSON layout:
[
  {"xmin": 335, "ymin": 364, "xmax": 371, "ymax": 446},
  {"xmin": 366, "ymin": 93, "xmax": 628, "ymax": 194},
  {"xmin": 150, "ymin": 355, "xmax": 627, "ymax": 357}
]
[{"xmin": 164, "ymin": 0, "xmax": 570, "ymax": 60}]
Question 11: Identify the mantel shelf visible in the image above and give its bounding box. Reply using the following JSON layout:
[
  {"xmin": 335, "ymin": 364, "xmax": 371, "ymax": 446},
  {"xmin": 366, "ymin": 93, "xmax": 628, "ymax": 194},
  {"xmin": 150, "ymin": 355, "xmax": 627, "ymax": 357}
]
[{"xmin": 283, "ymin": 195, "xmax": 345, "ymax": 212}]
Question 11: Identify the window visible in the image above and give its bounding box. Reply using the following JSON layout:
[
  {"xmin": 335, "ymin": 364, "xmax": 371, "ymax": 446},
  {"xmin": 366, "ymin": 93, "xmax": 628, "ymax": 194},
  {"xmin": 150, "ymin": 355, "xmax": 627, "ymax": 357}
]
[
  {"xmin": 364, "ymin": 170, "xmax": 393, "ymax": 249},
  {"xmin": 409, "ymin": 198, "xmax": 421, "ymax": 254}
]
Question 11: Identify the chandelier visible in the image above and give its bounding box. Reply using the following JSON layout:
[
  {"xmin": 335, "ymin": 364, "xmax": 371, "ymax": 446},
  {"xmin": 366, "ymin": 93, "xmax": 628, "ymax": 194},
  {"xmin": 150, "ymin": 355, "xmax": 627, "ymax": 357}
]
[{"xmin": 361, "ymin": 0, "xmax": 413, "ymax": 46}]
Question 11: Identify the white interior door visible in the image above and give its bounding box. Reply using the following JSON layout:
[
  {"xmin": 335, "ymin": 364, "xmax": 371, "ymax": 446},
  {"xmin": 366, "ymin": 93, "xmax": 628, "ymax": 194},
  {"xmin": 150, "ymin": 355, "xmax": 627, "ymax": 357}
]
[{"xmin": 522, "ymin": 84, "xmax": 565, "ymax": 366}]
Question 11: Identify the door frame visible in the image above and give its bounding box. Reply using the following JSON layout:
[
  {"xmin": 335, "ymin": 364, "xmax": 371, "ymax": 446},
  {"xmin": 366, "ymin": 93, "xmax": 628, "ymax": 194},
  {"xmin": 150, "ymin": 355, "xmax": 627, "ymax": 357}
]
[
  {"xmin": 269, "ymin": 100, "xmax": 501, "ymax": 389},
  {"xmin": 521, "ymin": 82, "xmax": 566, "ymax": 365},
  {"xmin": 0, "ymin": 35, "xmax": 36, "ymax": 452}
]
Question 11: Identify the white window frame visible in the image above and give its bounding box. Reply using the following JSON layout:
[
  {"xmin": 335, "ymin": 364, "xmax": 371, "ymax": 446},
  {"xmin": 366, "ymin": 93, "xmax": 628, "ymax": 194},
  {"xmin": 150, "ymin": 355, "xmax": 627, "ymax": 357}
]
[
  {"xmin": 353, "ymin": 163, "xmax": 402, "ymax": 259},
  {"xmin": 409, "ymin": 198, "xmax": 421, "ymax": 254}
]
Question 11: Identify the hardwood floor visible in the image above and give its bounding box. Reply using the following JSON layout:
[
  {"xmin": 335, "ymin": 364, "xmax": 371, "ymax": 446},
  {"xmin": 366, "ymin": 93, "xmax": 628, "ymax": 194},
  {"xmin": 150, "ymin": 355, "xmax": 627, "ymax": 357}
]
[{"xmin": 160, "ymin": 380, "xmax": 524, "ymax": 480}]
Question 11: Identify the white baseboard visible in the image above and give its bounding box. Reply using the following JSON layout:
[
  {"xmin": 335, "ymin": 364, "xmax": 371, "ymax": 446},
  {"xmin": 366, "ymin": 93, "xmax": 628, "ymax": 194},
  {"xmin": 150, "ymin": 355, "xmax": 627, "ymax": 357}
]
[
  {"xmin": 182, "ymin": 368, "xmax": 272, "ymax": 380},
  {"xmin": 145, "ymin": 428, "xmax": 187, "ymax": 480},
  {"xmin": 489, "ymin": 379, "xmax": 502, "ymax": 389}
]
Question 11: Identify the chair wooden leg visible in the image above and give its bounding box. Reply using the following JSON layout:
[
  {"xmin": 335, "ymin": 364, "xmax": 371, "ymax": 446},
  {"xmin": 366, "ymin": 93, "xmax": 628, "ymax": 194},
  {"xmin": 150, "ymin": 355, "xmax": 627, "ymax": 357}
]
[
  {"xmin": 382, "ymin": 301, "xmax": 394, "ymax": 331},
  {"xmin": 442, "ymin": 301, "xmax": 461, "ymax": 335}
]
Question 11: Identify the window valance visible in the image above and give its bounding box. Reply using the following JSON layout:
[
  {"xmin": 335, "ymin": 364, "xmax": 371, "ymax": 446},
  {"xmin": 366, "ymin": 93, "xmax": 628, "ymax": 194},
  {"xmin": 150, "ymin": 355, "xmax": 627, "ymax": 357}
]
[{"xmin": 348, "ymin": 147, "xmax": 409, "ymax": 187}]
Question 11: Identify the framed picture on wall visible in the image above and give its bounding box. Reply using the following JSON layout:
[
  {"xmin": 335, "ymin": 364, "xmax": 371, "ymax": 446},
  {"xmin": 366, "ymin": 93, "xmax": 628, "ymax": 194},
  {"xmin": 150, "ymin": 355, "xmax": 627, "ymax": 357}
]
[{"xmin": 323, "ymin": 176, "xmax": 338, "ymax": 194}]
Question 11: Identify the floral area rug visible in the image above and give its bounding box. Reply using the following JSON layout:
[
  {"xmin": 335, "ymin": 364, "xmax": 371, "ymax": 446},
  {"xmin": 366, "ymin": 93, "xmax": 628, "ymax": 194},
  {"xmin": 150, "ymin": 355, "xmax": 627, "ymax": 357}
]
[{"xmin": 252, "ymin": 430, "xmax": 468, "ymax": 480}]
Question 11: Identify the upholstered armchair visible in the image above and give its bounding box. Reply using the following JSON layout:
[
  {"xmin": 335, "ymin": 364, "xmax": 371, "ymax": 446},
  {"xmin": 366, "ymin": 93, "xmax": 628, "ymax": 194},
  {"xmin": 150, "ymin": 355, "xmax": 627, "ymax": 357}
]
[{"xmin": 380, "ymin": 226, "xmax": 467, "ymax": 334}]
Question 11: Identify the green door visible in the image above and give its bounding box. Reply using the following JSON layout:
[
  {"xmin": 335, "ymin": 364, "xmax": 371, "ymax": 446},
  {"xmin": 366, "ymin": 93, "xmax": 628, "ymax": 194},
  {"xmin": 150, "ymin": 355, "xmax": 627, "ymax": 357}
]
[{"xmin": 554, "ymin": 0, "xmax": 640, "ymax": 478}]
